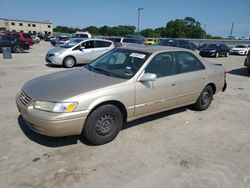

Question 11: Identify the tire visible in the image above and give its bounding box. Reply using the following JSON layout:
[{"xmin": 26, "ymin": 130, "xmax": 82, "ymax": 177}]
[
  {"xmin": 215, "ymin": 52, "xmax": 219, "ymax": 58},
  {"xmin": 193, "ymin": 85, "xmax": 213, "ymax": 111},
  {"xmin": 63, "ymin": 56, "xmax": 76, "ymax": 68},
  {"xmin": 13, "ymin": 45, "xmax": 23, "ymax": 53},
  {"xmin": 83, "ymin": 104, "xmax": 123, "ymax": 145},
  {"xmin": 225, "ymin": 52, "xmax": 229, "ymax": 57}
]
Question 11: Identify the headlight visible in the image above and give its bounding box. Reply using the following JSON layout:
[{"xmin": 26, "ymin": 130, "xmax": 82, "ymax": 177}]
[
  {"xmin": 55, "ymin": 51, "xmax": 64, "ymax": 56},
  {"xmin": 33, "ymin": 101, "xmax": 78, "ymax": 113}
]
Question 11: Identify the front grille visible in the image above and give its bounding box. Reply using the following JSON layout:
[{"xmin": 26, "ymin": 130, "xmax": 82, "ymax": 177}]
[{"xmin": 18, "ymin": 90, "xmax": 32, "ymax": 106}]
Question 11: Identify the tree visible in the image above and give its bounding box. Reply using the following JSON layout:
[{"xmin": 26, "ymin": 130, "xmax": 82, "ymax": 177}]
[
  {"xmin": 83, "ymin": 26, "xmax": 99, "ymax": 35},
  {"xmin": 165, "ymin": 17, "xmax": 205, "ymax": 38},
  {"xmin": 140, "ymin": 28, "xmax": 155, "ymax": 37}
]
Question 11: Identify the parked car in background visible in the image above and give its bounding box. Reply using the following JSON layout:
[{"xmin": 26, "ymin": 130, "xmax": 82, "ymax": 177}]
[
  {"xmin": 46, "ymin": 38, "xmax": 114, "ymax": 68},
  {"xmin": 72, "ymin": 31, "xmax": 91, "ymax": 38},
  {"xmin": 50, "ymin": 35, "xmax": 70, "ymax": 46},
  {"xmin": 125, "ymin": 34, "xmax": 144, "ymax": 44},
  {"xmin": 4, "ymin": 32, "xmax": 33, "ymax": 46},
  {"xmin": 156, "ymin": 39, "xmax": 197, "ymax": 51},
  {"xmin": 144, "ymin": 38, "xmax": 157, "ymax": 45},
  {"xmin": 244, "ymin": 50, "xmax": 250, "ymax": 73},
  {"xmin": 17, "ymin": 45, "xmax": 227, "ymax": 145},
  {"xmin": 230, "ymin": 44, "xmax": 249, "ymax": 55},
  {"xmin": 31, "ymin": 35, "xmax": 40, "ymax": 44},
  {"xmin": 0, "ymin": 34, "xmax": 29, "ymax": 53},
  {"xmin": 199, "ymin": 44, "xmax": 230, "ymax": 58},
  {"xmin": 197, "ymin": 43, "xmax": 208, "ymax": 50},
  {"xmin": 105, "ymin": 37, "xmax": 141, "ymax": 47}
]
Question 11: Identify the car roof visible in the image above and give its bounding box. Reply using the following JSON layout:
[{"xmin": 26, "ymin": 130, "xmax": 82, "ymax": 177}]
[{"xmin": 120, "ymin": 44, "xmax": 191, "ymax": 54}]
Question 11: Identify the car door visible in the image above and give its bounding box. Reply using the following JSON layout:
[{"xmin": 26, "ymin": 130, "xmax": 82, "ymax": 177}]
[
  {"xmin": 74, "ymin": 40, "xmax": 95, "ymax": 64},
  {"xmin": 135, "ymin": 52, "xmax": 181, "ymax": 117},
  {"xmin": 93, "ymin": 40, "xmax": 113, "ymax": 57},
  {"xmin": 174, "ymin": 51, "xmax": 207, "ymax": 106}
]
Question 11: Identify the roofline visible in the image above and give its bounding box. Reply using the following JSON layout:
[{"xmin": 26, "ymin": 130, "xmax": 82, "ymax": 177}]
[{"xmin": 0, "ymin": 18, "xmax": 52, "ymax": 24}]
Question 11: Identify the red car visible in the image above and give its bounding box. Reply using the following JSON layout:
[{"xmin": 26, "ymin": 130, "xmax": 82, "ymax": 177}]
[{"xmin": 4, "ymin": 32, "xmax": 33, "ymax": 46}]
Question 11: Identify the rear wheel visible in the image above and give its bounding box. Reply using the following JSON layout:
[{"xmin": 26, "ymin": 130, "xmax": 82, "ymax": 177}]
[
  {"xmin": 193, "ymin": 85, "xmax": 213, "ymax": 111},
  {"xmin": 83, "ymin": 105, "xmax": 123, "ymax": 145},
  {"xmin": 13, "ymin": 45, "xmax": 23, "ymax": 53},
  {"xmin": 63, "ymin": 56, "xmax": 76, "ymax": 68}
]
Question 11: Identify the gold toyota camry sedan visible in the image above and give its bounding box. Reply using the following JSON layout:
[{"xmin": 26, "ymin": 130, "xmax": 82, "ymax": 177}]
[{"xmin": 16, "ymin": 45, "xmax": 227, "ymax": 145}]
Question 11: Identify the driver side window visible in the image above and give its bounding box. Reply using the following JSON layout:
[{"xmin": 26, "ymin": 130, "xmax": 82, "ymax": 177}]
[
  {"xmin": 145, "ymin": 52, "xmax": 175, "ymax": 78},
  {"xmin": 82, "ymin": 41, "xmax": 94, "ymax": 49}
]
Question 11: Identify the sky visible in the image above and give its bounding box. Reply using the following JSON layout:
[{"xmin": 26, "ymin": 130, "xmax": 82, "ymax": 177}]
[{"xmin": 1, "ymin": 0, "xmax": 250, "ymax": 37}]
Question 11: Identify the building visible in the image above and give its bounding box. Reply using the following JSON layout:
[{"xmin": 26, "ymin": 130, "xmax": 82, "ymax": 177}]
[{"xmin": 0, "ymin": 18, "xmax": 53, "ymax": 35}]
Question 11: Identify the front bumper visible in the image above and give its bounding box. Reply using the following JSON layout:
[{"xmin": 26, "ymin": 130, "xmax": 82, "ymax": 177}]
[
  {"xmin": 45, "ymin": 55, "xmax": 64, "ymax": 65},
  {"xmin": 199, "ymin": 51, "xmax": 216, "ymax": 57},
  {"xmin": 16, "ymin": 91, "xmax": 89, "ymax": 137},
  {"xmin": 230, "ymin": 51, "xmax": 245, "ymax": 55}
]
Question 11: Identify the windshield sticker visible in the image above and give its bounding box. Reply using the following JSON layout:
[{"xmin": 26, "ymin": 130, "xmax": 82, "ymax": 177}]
[{"xmin": 130, "ymin": 53, "xmax": 146, "ymax": 59}]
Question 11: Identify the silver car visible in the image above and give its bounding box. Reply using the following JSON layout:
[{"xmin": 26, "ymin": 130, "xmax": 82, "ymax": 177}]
[
  {"xmin": 46, "ymin": 38, "xmax": 114, "ymax": 68},
  {"xmin": 17, "ymin": 46, "xmax": 227, "ymax": 145}
]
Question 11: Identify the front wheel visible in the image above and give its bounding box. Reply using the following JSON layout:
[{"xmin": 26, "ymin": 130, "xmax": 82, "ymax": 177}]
[
  {"xmin": 225, "ymin": 52, "xmax": 229, "ymax": 57},
  {"xmin": 193, "ymin": 85, "xmax": 213, "ymax": 111},
  {"xmin": 63, "ymin": 56, "xmax": 76, "ymax": 68},
  {"xmin": 13, "ymin": 45, "xmax": 23, "ymax": 53},
  {"xmin": 83, "ymin": 105, "xmax": 123, "ymax": 145}
]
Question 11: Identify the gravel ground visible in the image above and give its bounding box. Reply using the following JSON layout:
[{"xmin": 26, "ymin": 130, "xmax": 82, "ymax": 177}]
[{"xmin": 0, "ymin": 42, "xmax": 250, "ymax": 188}]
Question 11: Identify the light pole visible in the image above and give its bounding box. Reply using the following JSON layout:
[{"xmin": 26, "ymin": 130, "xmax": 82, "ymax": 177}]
[{"xmin": 136, "ymin": 8, "xmax": 143, "ymax": 33}]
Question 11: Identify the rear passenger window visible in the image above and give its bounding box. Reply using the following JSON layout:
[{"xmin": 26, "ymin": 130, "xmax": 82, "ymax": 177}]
[
  {"xmin": 175, "ymin": 51, "xmax": 205, "ymax": 73},
  {"xmin": 95, "ymin": 41, "xmax": 112, "ymax": 48}
]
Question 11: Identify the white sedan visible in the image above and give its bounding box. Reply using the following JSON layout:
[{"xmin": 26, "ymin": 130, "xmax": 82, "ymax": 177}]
[{"xmin": 230, "ymin": 44, "xmax": 249, "ymax": 55}]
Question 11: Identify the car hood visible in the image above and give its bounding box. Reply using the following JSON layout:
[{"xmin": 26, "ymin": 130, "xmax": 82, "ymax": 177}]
[
  {"xmin": 22, "ymin": 68, "xmax": 125, "ymax": 102},
  {"xmin": 47, "ymin": 47, "xmax": 66, "ymax": 54}
]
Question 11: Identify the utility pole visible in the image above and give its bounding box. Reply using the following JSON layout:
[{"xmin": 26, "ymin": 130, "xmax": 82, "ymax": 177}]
[
  {"xmin": 230, "ymin": 23, "xmax": 234, "ymax": 36},
  {"xmin": 203, "ymin": 24, "xmax": 207, "ymax": 38},
  {"xmin": 136, "ymin": 8, "xmax": 143, "ymax": 33}
]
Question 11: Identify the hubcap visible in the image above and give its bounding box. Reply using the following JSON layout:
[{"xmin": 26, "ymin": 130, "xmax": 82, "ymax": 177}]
[
  {"xmin": 201, "ymin": 91, "xmax": 210, "ymax": 106},
  {"xmin": 66, "ymin": 58, "xmax": 74, "ymax": 67},
  {"xmin": 14, "ymin": 46, "xmax": 21, "ymax": 53},
  {"xmin": 95, "ymin": 114, "xmax": 115, "ymax": 136}
]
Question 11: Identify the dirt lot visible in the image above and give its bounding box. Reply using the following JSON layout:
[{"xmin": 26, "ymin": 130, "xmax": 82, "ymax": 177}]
[{"xmin": 0, "ymin": 42, "xmax": 250, "ymax": 188}]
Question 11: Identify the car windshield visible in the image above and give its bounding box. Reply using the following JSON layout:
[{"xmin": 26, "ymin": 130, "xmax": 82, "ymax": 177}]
[
  {"xmin": 156, "ymin": 40, "xmax": 173, "ymax": 46},
  {"xmin": 207, "ymin": 44, "xmax": 218, "ymax": 48},
  {"xmin": 85, "ymin": 48, "xmax": 151, "ymax": 79},
  {"xmin": 61, "ymin": 39, "xmax": 82, "ymax": 48}
]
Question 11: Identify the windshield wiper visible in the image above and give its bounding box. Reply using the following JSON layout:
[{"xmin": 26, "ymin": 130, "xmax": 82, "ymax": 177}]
[
  {"xmin": 85, "ymin": 64, "xmax": 93, "ymax": 70},
  {"xmin": 92, "ymin": 67, "xmax": 112, "ymax": 76}
]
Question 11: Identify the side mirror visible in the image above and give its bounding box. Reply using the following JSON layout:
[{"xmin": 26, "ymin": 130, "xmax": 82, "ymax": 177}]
[
  {"xmin": 80, "ymin": 46, "xmax": 85, "ymax": 51},
  {"xmin": 138, "ymin": 73, "xmax": 157, "ymax": 82}
]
